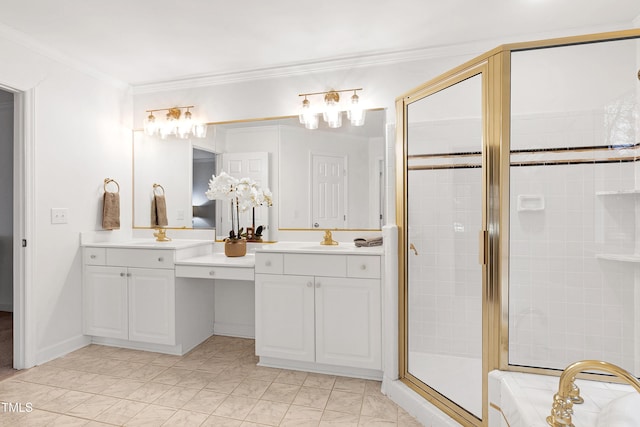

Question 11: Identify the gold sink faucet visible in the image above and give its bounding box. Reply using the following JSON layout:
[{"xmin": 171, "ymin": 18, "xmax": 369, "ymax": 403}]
[
  {"xmin": 320, "ymin": 230, "xmax": 338, "ymax": 246},
  {"xmin": 153, "ymin": 228, "xmax": 172, "ymax": 242},
  {"xmin": 547, "ymin": 360, "xmax": 640, "ymax": 426}
]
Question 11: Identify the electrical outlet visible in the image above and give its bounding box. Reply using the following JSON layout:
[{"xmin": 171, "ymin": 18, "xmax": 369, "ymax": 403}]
[
  {"xmin": 51, "ymin": 208, "xmax": 68, "ymax": 224},
  {"xmin": 177, "ymin": 209, "xmax": 185, "ymax": 220}
]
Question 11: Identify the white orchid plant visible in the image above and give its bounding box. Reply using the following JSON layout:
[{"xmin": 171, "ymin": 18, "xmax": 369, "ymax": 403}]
[{"xmin": 205, "ymin": 171, "xmax": 273, "ymax": 241}]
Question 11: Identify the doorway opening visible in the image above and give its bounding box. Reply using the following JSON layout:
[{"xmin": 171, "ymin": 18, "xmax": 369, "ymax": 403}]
[{"xmin": 0, "ymin": 88, "xmax": 14, "ymax": 380}]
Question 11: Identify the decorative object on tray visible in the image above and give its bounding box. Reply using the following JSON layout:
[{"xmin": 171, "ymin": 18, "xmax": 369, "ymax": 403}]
[{"xmin": 206, "ymin": 171, "xmax": 272, "ymax": 256}]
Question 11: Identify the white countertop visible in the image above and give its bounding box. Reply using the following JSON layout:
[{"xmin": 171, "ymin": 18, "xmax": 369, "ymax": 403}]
[
  {"xmin": 255, "ymin": 241, "xmax": 384, "ymax": 255},
  {"xmin": 82, "ymin": 239, "xmax": 213, "ymax": 250},
  {"xmin": 175, "ymin": 253, "xmax": 255, "ymax": 268}
]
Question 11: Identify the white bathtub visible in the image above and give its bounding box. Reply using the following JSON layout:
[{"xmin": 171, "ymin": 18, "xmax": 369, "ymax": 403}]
[{"xmin": 489, "ymin": 370, "xmax": 639, "ymax": 427}]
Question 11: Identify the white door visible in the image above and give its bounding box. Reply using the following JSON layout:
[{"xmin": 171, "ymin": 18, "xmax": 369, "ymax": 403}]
[
  {"xmin": 128, "ymin": 268, "xmax": 175, "ymax": 345},
  {"xmin": 255, "ymin": 274, "xmax": 315, "ymax": 362},
  {"xmin": 219, "ymin": 152, "xmax": 270, "ymax": 240},
  {"xmin": 311, "ymin": 154, "xmax": 346, "ymax": 229},
  {"xmin": 83, "ymin": 266, "xmax": 128, "ymax": 340},
  {"xmin": 315, "ymin": 276, "xmax": 381, "ymax": 369}
]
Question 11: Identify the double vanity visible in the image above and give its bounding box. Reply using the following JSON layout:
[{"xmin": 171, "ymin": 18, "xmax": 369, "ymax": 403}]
[{"xmin": 81, "ymin": 238, "xmax": 384, "ymax": 380}]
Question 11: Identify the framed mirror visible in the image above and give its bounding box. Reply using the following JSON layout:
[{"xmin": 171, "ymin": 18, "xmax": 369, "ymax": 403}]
[{"xmin": 132, "ymin": 109, "xmax": 386, "ymax": 239}]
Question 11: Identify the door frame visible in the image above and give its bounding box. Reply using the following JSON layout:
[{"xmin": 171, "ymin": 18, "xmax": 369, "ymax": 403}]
[{"xmin": 12, "ymin": 88, "xmax": 35, "ymax": 369}]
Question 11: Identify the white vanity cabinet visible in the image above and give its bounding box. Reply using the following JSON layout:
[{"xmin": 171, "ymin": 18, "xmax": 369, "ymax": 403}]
[
  {"xmin": 84, "ymin": 265, "xmax": 175, "ymax": 344},
  {"xmin": 255, "ymin": 251, "xmax": 382, "ymax": 378},
  {"xmin": 83, "ymin": 242, "xmax": 214, "ymax": 354},
  {"xmin": 84, "ymin": 247, "xmax": 176, "ymax": 345}
]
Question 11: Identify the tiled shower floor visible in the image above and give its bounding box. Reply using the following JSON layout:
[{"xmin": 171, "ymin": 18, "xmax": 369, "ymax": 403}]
[{"xmin": 0, "ymin": 335, "xmax": 421, "ymax": 426}]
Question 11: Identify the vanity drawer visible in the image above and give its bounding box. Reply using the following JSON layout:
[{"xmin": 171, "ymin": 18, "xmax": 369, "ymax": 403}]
[
  {"xmin": 84, "ymin": 247, "xmax": 106, "ymax": 265},
  {"xmin": 175, "ymin": 265, "xmax": 254, "ymax": 281},
  {"xmin": 255, "ymin": 253, "xmax": 284, "ymax": 274},
  {"xmin": 106, "ymin": 248, "xmax": 174, "ymax": 269},
  {"xmin": 284, "ymin": 254, "xmax": 346, "ymax": 277},
  {"xmin": 347, "ymin": 255, "xmax": 381, "ymax": 279}
]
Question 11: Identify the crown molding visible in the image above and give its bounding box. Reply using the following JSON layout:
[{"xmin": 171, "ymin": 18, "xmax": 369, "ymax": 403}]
[
  {"xmin": 131, "ymin": 22, "xmax": 633, "ymax": 95},
  {"xmin": 132, "ymin": 42, "xmax": 486, "ymax": 95},
  {"xmin": 0, "ymin": 23, "xmax": 130, "ymax": 91}
]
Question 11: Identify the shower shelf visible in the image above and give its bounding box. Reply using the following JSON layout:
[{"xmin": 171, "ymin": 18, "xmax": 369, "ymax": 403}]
[
  {"xmin": 596, "ymin": 189, "xmax": 640, "ymax": 196},
  {"xmin": 595, "ymin": 254, "xmax": 640, "ymax": 262}
]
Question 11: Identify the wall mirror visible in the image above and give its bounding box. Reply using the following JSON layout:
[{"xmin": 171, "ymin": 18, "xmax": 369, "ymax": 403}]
[{"xmin": 132, "ymin": 108, "xmax": 386, "ymax": 240}]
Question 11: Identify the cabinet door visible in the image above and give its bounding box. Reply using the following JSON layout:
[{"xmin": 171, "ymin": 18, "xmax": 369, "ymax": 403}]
[
  {"xmin": 84, "ymin": 265, "xmax": 128, "ymax": 339},
  {"xmin": 255, "ymin": 274, "xmax": 314, "ymax": 362},
  {"xmin": 128, "ymin": 268, "xmax": 175, "ymax": 345},
  {"xmin": 315, "ymin": 277, "xmax": 381, "ymax": 369}
]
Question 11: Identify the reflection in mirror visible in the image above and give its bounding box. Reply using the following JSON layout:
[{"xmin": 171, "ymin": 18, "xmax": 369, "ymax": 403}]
[
  {"xmin": 132, "ymin": 109, "xmax": 385, "ymax": 238},
  {"xmin": 133, "ymin": 130, "xmax": 217, "ymax": 229},
  {"xmin": 192, "ymin": 148, "xmax": 216, "ymax": 228}
]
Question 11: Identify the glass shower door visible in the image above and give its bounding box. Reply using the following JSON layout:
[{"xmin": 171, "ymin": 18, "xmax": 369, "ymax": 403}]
[{"xmin": 403, "ymin": 69, "xmax": 485, "ymax": 423}]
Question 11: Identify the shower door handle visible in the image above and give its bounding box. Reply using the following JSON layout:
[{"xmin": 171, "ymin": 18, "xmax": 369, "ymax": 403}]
[
  {"xmin": 479, "ymin": 230, "xmax": 488, "ymax": 265},
  {"xmin": 409, "ymin": 243, "xmax": 418, "ymax": 256}
]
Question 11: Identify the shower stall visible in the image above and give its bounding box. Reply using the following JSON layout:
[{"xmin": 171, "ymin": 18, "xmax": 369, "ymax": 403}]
[{"xmin": 396, "ymin": 29, "xmax": 640, "ymax": 426}]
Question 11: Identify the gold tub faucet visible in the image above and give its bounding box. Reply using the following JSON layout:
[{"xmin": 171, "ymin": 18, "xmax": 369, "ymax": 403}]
[{"xmin": 547, "ymin": 360, "xmax": 640, "ymax": 426}]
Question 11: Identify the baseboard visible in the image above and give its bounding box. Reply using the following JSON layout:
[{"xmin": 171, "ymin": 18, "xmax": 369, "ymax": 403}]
[
  {"xmin": 258, "ymin": 356, "xmax": 383, "ymax": 381},
  {"xmin": 0, "ymin": 303, "xmax": 13, "ymax": 312},
  {"xmin": 35, "ymin": 334, "xmax": 91, "ymax": 367},
  {"xmin": 213, "ymin": 322, "xmax": 254, "ymax": 339},
  {"xmin": 382, "ymin": 378, "xmax": 460, "ymax": 427},
  {"xmin": 90, "ymin": 337, "xmax": 185, "ymax": 356}
]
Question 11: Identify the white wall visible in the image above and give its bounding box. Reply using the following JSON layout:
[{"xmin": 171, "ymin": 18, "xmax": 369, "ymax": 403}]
[
  {"xmin": 0, "ymin": 91, "xmax": 13, "ymax": 311},
  {"xmin": 0, "ymin": 34, "xmax": 132, "ymax": 365},
  {"xmin": 132, "ymin": 53, "xmax": 475, "ymax": 130}
]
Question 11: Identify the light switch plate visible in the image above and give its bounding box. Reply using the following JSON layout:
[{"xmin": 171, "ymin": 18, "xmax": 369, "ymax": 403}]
[{"xmin": 51, "ymin": 208, "xmax": 68, "ymax": 224}]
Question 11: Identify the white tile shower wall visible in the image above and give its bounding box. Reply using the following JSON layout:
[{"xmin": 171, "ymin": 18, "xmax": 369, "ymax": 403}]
[
  {"xmin": 510, "ymin": 110, "xmax": 606, "ymax": 151},
  {"xmin": 509, "ymin": 160, "xmax": 637, "ymax": 373},
  {"xmin": 408, "ymin": 167, "xmax": 482, "ymax": 358}
]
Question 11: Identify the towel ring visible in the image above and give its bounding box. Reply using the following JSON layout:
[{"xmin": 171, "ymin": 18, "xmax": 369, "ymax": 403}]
[
  {"xmin": 153, "ymin": 183, "xmax": 165, "ymax": 196},
  {"xmin": 104, "ymin": 178, "xmax": 120, "ymax": 194}
]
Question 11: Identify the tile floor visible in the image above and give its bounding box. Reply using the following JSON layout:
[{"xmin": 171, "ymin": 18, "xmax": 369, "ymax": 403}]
[{"xmin": 0, "ymin": 335, "xmax": 422, "ymax": 426}]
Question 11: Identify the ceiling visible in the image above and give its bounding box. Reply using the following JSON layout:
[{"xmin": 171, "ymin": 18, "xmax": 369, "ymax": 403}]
[{"xmin": 0, "ymin": 0, "xmax": 638, "ymax": 86}]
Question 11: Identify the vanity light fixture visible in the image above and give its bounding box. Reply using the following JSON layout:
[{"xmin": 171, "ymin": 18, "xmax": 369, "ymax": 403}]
[
  {"xmin": 298, "ymin": 88, "xmax": 365, "ymax": 130},
  {"xmin": 143, "ymin": 106, "xmax": 207, "ymax": 139}
]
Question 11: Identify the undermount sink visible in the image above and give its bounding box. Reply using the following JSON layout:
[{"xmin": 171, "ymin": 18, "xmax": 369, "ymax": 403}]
[
  {"xmin": 299, "ymin": 245, "xmax": 349, "ymax": 250},
  {"xmin": 128, "ymin": 240, "xmax": 174, "ymax": 246},
  {"xmin": 596, "ymin": 393, "xmax": 640, "ymax": 427}
]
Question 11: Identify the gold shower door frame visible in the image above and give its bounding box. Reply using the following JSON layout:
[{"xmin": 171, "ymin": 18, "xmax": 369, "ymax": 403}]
[
  {"xmin": 396, "ymin": 55, "xmax": 499, "ymax": 426},
  {"xmin": 396, "ymin": 28, "xmax": 640, "ymax": 427}
]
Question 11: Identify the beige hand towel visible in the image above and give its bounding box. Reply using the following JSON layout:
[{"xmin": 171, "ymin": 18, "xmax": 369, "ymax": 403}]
[
  {"xmin": 151, "ymin": 194, "xmax": 168, "ymax": 227},
  {"xmin": 102, "ymin": 192, "xmax": 120, "ymax": 230},
  {"xmin": 354, "ymin": 236, "xmax": 383, "ymax": 247}
]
